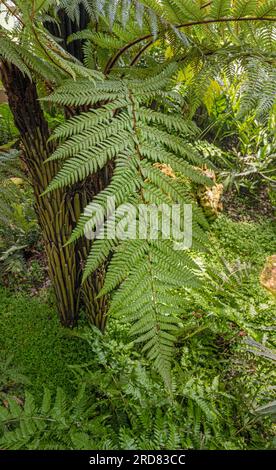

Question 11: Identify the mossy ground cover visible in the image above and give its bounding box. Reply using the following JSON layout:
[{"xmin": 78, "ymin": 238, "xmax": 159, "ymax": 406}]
[{"xmin": 0, "ymin": 288, "xmax": 93, "ymax": 399}]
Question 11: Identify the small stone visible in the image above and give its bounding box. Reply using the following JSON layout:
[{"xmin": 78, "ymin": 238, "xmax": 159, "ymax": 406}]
[
  {"xmin": 197, "ymin": 169, "xmax": 223, "ymax": 219},
  {"xmin": 153, "ymin": 163, "xmax": 176, "ymax": 179},
  {"xmin": 260, "ymin": 255, "xmax": 276, "ymax": 296},
  {"xmin": 9, "ymin": 177, "xmax": 24, "ymax": 186}
]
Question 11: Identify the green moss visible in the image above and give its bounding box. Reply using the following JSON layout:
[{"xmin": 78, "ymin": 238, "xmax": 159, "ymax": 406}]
[
  {"xmin": 0, "ymin": 288, "xmax": 93, "ymax": 399},
  {"xmin": 210, "ymin": 215, "xmax": 276, "ymax": 267}
]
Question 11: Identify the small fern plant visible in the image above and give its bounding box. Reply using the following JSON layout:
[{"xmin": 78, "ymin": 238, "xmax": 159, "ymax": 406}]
[
  {"xmin": 43, "ymin": 63, "xmax": 213, "ymax": 386},
  {"xmin": 0, "ymin": 385, "xmax": 111, "ymax": 450}
]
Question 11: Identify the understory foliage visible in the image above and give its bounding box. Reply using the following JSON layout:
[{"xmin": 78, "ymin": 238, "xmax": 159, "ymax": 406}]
[
  {"xmin": 0, "ymin": 215, "xmax": 275, "ymax": 450},
  {"xmin": 0, "ymin": 150, "xmax": 43, "ymax": 291},
  {"xmin": 197, "ymin": 73, "xmax": 276, "ymax": 195},
  {"xmin": 0, "ymin": 321, "xmax": 275, "ymax": 450}
]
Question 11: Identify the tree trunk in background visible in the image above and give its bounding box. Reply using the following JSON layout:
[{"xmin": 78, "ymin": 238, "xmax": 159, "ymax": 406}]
[{"xmin": 0, "ymin": 62, "xmax": 109, "ymax": 328}]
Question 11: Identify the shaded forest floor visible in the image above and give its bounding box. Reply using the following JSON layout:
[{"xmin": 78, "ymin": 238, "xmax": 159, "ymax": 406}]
[{"xmin": 1, "ymin": 210, "xmax": 275, "ymax": 399}]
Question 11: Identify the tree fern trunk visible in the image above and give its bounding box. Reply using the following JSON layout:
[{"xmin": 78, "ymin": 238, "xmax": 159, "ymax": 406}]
[
  {"xmin": 73, "ymin": 174, "xmax": 110, "ymax": 331},
  {"xmin": 0, "ymin": 62, "xmax": 109, "ymax": 328},
  {"xmin": 46, "ymin": 7, "xmax": 110, "ymax": 330}
]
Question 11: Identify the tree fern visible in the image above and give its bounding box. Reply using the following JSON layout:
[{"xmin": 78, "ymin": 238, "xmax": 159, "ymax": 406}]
[
  {"xmin": 237, "ymin": 58, "xmax": 276, "ymax": 120},
  {"xmin": 1, "ymin": 0, "xmax": 275, "ymax": 384},
  {"xmin": 44, "ymin": 65, "xmax": 212, "ymax": 385},
  {"xmin": 0, "ymin": 35, "xmax": 31, "ymax": 79}
]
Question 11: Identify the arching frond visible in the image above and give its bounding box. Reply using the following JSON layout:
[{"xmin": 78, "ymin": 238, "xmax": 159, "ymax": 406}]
[{"xmin": 45, "ymin": 67, "xmax": 211, "ymax": 385}]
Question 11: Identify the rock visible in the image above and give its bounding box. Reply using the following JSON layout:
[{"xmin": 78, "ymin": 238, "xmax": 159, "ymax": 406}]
[
  {"xmin": 9, "ymin": 177, "xmax": 24, "ymax": 186},
  {"xmin": 153, "ymin": 163, "xmax": 176, "ymax": 179},
  {"xmin": 260, "ymin": 255, "xmax": 276, "ymax": 296},
  {"xmin": 197, "ymin": 169, "xmax": 223, "ymax": 219},
  {"xmin": 153, "ymin": 164, "xmax": 223, "ymax": 220}
]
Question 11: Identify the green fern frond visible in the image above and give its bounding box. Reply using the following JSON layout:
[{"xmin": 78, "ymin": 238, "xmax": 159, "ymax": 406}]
[
  {"xmin": 0, "ymin": 385, "xmax": 99, "ymax": 450},
  {"xmin": 44, "ymin": 71, "xmax": 213, "ymax": 383},
  {"xmin": 0, "ymin": 37, "xmax": 31, "ymax": 78}
]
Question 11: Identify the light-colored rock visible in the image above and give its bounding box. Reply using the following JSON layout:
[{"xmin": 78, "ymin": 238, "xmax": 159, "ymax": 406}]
[
  {"xmin": 9, "ymin": 177, "xmax": 24, "ymax": 186},
  {"xmin": 153, "ymin": 163, "xmax": 176, "ymax": 179},
  {"xmin": 260, "ymin": 255, "xmax": 276, "ymax": 296},
  {"xmin": 197, "ymin": 169, "xmax": 223, "ymax": 219}
]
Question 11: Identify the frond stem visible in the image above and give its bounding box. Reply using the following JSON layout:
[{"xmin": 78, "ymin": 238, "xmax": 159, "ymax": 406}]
[
  {"xmin": 1, "ymin": 0, "xmax": 24, "ymax": 26},
  {"xmin": 105, "ymin": 16, "xmax": 276, "ymax": 74}
]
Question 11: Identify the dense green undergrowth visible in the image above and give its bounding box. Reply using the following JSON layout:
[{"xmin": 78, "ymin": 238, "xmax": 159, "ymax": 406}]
[
  {"xmin": 0, "ymin": 214, "xmax": 275, "ymax": 449},
  {"xmin": 206, "ymin": 215, "xmax": 276, "ymax": 341},
  {"xmin": 211, "ymin": 216, "xmax": 276, "ymax": 265}
]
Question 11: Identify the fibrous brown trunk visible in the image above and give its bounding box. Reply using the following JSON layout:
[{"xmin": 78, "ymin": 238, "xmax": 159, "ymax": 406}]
[{"xmin": 0, "ymin": 61, "xmax": 108, "ymax": 328}]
